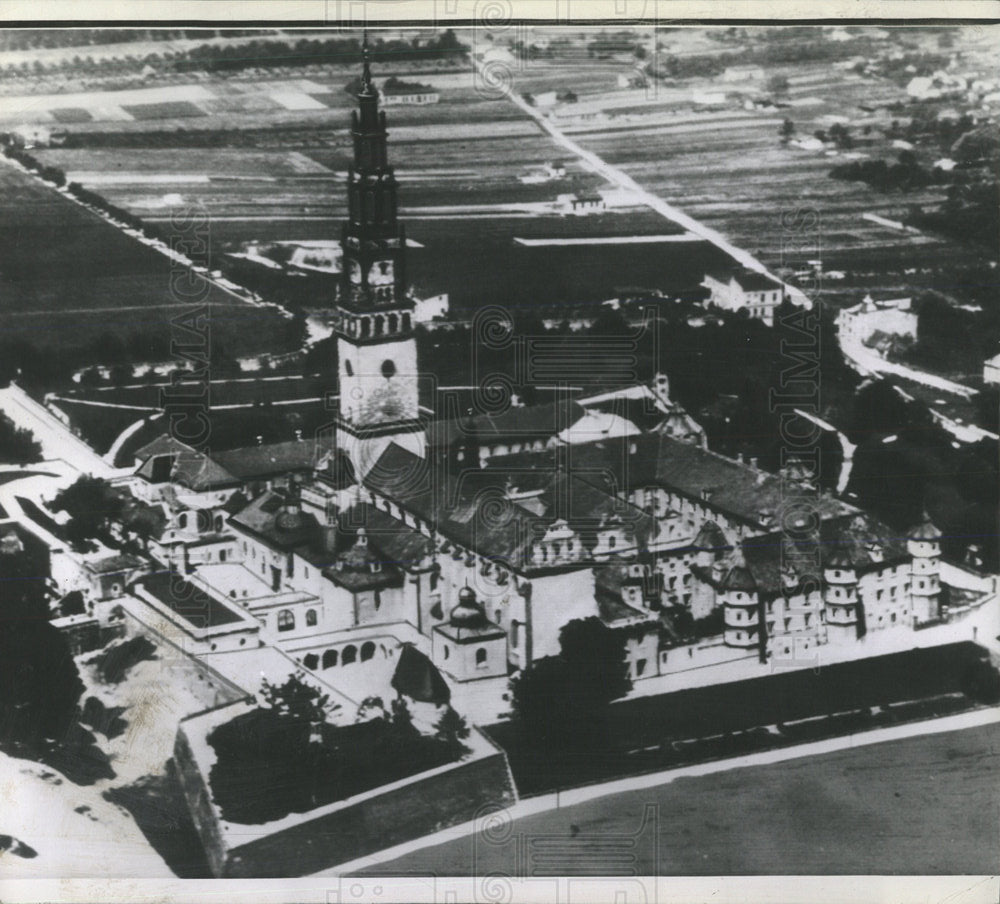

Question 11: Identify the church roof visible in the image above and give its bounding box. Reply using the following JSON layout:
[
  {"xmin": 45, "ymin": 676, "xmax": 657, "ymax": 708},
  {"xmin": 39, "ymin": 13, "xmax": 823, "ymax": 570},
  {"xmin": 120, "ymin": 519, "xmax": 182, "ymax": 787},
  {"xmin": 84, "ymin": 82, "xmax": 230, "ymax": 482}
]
[
  {"xmin": 427, "ymin": 399, "xmax": 585, "ymax": 448},
  {"xmin": 488, "ymin": 434, "xmax": 857, "ymax": 530},
  {"xmin": 213, "ymin": 437, "xmax": 333, "ymax": 482},
  {"xmin": 740, "ymin": 512, "xmax": 908, "ymax": 598},
  {"xmin": 391, "ymin": 644, "xmax": 450, "ymax": 705},
  {"xmin": 229, "ymin": 489, "xmax": 326, "ymax": 563}
]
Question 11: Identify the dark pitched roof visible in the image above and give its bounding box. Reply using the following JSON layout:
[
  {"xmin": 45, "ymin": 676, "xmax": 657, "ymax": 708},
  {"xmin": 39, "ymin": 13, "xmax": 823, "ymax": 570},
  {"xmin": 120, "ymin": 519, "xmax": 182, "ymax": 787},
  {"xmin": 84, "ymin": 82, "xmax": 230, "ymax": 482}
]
[
  {"xmin": 134, "ymin": 433, "xmax": 194, "ymax": 461},
  {"xmin": 341, "ymin": 502, "xmax": 434, "ymax": 572},
  {"xmin": 391, "ymin": 644, "xmax": 450, "ymax": 705},
  {"xmin": 742, "ymin": 512, "xmax": 909, "ymax": 597},
  {"xmin": 85, "ymin": 553, "xmax": 146, "ymax": 575},
  {"xmin": 489, "ymin": 434, "xmax": 857, "ymax": 529},
  {"xmin": 213, "ymin": 437, "xmax": 333, "ymax": 482},
  {"xmin": 229, "ymin": 490, "xmax": 326, "ymax": 561},
  {"xmin": 428, "ymin": 400, "xmax": 585, "ymax": 449},
  {"xmin": 170, "ymin": 451, "xmax": 239, "ymax": 492}
]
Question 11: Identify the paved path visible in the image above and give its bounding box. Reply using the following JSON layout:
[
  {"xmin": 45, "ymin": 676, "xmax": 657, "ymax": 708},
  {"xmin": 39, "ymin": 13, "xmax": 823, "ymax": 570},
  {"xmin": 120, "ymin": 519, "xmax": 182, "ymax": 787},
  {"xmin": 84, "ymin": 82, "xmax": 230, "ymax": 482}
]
[
  {"xmin": 0, "ymin": 384, "xmax": 118, "ymax": 478},
  {"xmin": 839, "ymin": 332, "xmax": 977, "ymax": 398},
  {"xmin": 321, "ymin": 705, "xmax": 1000, "ymax": 878}
]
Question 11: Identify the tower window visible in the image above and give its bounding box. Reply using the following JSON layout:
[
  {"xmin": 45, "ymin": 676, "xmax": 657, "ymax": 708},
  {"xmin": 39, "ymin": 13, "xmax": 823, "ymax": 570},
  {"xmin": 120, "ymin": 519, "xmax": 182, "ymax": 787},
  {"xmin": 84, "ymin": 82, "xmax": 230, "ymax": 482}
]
[
  {"xmin": 344, "ymin": 359, "xmax": 353, "ymax": 376},
  {"xmin": 381, "ymin": 359, "xmax": 396, "ymax": 378}
]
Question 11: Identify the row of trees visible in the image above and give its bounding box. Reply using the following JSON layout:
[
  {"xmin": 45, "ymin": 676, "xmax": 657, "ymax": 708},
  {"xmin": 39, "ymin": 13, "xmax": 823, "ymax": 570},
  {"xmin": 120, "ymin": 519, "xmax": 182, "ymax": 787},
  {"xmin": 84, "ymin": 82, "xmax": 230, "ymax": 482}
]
[{"xmin": 0, "ymin": 412, "xmax": 42, "ymax": 465}]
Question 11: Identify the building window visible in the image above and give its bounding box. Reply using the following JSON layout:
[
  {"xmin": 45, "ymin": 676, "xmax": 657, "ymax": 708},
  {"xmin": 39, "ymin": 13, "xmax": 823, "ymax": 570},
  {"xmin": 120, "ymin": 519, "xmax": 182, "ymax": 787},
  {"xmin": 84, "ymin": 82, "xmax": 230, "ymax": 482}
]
[
  {"xmin": 443, "ymin": 645, "xmax": 450, "ymax": 660},
  {"xmin": 342, "ymin": 644, "xmax": 357, "ymax": 665},
  {"xmin": 374, "ymin": 590, "xmax": 382, "ymax": 610},
  {"xmin": 344, "ymin": 359, "xmax": 353, "ymax": 377},
  {"xmin": 476, "ymin": 647, "xmax": 487, "ymax": 667},
  {"xmin": 636, "ymin": 658, "xmax": 647, "ymax": 678},
  {"xmin": 361, "ymin": 641, "xmax": 376, "ymax": 662},
  {"xmin": 322, "ymin": 649, "xmax": 338, "ymax": 669},
  {"xmin": 304, "ymin": 653, "xmax": 319, "ymax": 670},
  {"xmin": 608, "ymin": 535, "xmax": 616, "ymax": 548},
  {"xmin": 277, "ymin": 609, "xmax": 295, "ymax": 632},
  {"xmin": 306, "ymin": 609, "xmax": 318, "ymax": 627}
]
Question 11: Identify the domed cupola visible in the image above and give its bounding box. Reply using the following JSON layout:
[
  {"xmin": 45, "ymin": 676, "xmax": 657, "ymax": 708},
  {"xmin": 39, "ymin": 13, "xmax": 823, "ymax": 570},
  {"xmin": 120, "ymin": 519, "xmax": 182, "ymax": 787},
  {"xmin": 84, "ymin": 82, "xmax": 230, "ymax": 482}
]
[{"xmin": 449, "ymin": 585, "xmax": 488, "ymax": 629}]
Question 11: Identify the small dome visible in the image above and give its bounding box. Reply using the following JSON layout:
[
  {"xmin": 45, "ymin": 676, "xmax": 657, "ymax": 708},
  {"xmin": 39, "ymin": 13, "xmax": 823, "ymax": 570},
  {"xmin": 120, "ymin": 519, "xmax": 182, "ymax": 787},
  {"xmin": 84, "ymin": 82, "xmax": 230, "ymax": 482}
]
[
  {"xmin": 450, "ymin": 586, "xmax": 487, "ymax": 627},
  {"xmin": 908, "ymin": 513, "xmax": 942, "ymax": 541},
  {"xmin": 275, "ymin": 509, "xmax": 305, "ymax": 531}
]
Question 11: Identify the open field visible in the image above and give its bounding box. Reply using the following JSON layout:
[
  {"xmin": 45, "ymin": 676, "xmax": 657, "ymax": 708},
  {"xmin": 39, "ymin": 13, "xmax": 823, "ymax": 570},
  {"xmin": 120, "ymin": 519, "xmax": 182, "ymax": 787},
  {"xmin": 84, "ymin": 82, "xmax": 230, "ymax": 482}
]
[
  {"xmin": 360, "ymin": 718, "xmax": 1000, "ymax": 876},
  {"xmin": 0, "ymin": 160, "xmax": 287, "ymax": 356},
  {"xmin": 13, "ymin": 26, "xmax": 1000, "ymax": 367}
]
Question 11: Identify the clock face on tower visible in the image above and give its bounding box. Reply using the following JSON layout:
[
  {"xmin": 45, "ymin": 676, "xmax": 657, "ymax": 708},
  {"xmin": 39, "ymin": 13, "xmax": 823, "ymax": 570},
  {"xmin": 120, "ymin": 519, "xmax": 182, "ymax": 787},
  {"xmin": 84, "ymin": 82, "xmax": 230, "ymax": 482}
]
[{"xmin": 368, "ymin": 260, "xmax": 394, "ymax": 286}]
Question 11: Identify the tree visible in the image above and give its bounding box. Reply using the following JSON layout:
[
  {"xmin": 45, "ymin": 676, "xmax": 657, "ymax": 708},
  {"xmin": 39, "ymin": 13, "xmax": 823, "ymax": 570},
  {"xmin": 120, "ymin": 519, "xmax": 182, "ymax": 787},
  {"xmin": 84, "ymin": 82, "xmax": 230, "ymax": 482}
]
[
  {"xmin": 0, "ymin": 413, "xmax": 42, "ymax": 465},
  {"xmin": 434, "ymin": 706, "xmax": 471, "ymax": 757},
  {"xmin": 558, "ymin": 617, "xmax": 633, "ymax": 707},
  {"xmin": 52, "ymin": 476, "xmax": 123, "ymax": 548},
  {"xmin": 509, "ymin": 617, "xmax": 632, "ymax": 747},
  {"xmin": 0, "ymin": 537, "xmax": 84, "ymax": 747},
  {"xmin": 259, "ymin": 671, "xmax": 337, "ymax": 740}
]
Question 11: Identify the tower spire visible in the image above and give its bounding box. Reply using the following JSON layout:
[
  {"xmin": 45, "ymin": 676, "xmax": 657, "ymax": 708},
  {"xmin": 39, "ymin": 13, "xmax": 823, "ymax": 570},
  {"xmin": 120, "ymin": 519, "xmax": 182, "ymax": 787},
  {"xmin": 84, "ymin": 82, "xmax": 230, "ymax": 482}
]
[{"xmin": 361, "ymin": 29, "xmax": 374, "ymax": 93}]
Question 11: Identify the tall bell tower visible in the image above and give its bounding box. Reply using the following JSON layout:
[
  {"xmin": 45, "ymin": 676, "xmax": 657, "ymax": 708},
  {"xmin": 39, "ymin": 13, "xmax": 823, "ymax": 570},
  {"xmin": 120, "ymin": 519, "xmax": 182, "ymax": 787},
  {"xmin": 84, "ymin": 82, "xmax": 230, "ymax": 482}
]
[{"xmin": 335, "ymin": 34, "xmax": 424, "ymax": 477}]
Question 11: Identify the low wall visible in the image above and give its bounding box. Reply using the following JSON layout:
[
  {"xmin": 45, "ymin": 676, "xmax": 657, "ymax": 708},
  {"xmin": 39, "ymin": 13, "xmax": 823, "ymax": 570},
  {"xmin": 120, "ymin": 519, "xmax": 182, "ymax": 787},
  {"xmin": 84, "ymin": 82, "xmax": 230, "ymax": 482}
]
[{"xmin": 174, "ymin": 712, "xmax": 517, "ymax": 878}]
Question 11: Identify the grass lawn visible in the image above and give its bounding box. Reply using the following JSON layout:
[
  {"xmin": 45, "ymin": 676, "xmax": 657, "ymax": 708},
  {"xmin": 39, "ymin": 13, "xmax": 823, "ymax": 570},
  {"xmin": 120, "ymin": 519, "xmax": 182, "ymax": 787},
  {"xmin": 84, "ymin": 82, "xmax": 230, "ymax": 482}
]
[{"xmin": 358, "ymin": 719, "xmax": 1000, "ymax": 876}]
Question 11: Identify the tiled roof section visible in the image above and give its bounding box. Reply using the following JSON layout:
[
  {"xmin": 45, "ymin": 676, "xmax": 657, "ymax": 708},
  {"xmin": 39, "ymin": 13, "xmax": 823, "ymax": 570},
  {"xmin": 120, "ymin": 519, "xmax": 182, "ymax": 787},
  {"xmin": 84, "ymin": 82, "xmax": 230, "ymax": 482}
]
[
  {"xmin": 213, "ymin": 437, "xmax": 334, "ymax": 481},
  {"xmin": 428, "ymin": 399, "xmax": 585, "ymax": 448},
  {"xmin": 85, "ymin": 553, "xmax": 146, "ymax": 575},
  {"xmin": 742, "ymin": 512, "xmax": 909, "ymax": 596},
  {"xmin": 489, "ymin": 435, "xmax": 858, "ymax": 528},
  {"xmin": 540, "ymin": 472, "xmax": 656, "ymax": 546},
  {"xmin": 229, "ymin": 490, "xmax": 328, "ymax": 565},
  {"xmin": 706, "ymin": 267, "xmax": 783, "ymax": 293},
  {"xmin": 134, "ymin": 433, "xmax": 195, "ymax": 461},
  {"xmin": 170, "ymin": 451, "xmax": 239, "ymax": 492},
  {"xmin": 365, "ymin": 444, "xmax": 540, "ymax": 571},
  {"xmin": 340, "ymin": 502, "xmax": 434, "ymax": 572}
]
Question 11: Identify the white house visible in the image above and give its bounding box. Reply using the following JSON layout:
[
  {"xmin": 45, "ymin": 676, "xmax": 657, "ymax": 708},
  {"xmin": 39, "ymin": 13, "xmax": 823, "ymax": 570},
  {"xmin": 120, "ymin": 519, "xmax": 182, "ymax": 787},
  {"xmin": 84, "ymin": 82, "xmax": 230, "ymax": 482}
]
[{"xmin": 701, "ymin": 268, "xmax": 785, "ymax": 326}]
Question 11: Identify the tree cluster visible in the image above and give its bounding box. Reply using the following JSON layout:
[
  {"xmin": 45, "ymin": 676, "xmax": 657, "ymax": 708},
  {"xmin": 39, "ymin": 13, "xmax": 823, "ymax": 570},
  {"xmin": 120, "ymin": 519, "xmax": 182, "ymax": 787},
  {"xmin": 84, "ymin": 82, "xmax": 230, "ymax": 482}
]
[{"xmin": 509, "ymin": 617, "xmax": 633, "ymax": 749}]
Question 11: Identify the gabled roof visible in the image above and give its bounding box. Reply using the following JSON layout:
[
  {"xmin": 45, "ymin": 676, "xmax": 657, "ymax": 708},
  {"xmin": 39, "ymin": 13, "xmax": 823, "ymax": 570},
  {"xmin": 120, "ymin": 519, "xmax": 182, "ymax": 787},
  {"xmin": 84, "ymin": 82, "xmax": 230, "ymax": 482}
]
[
  {"xmin": 170, "ymin": 451, "xmax": 239, "ymax": 492},
  {"xmin": 213, "ymin": 437, "xmax": 333, "ymax": 482},
  {"xmin": 134, "ymin": 433, "xmax": 195, "ymax": 462},
  {"xmin": 488, "ymin": 435, "xmax": 857, "ymax": 529}
]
